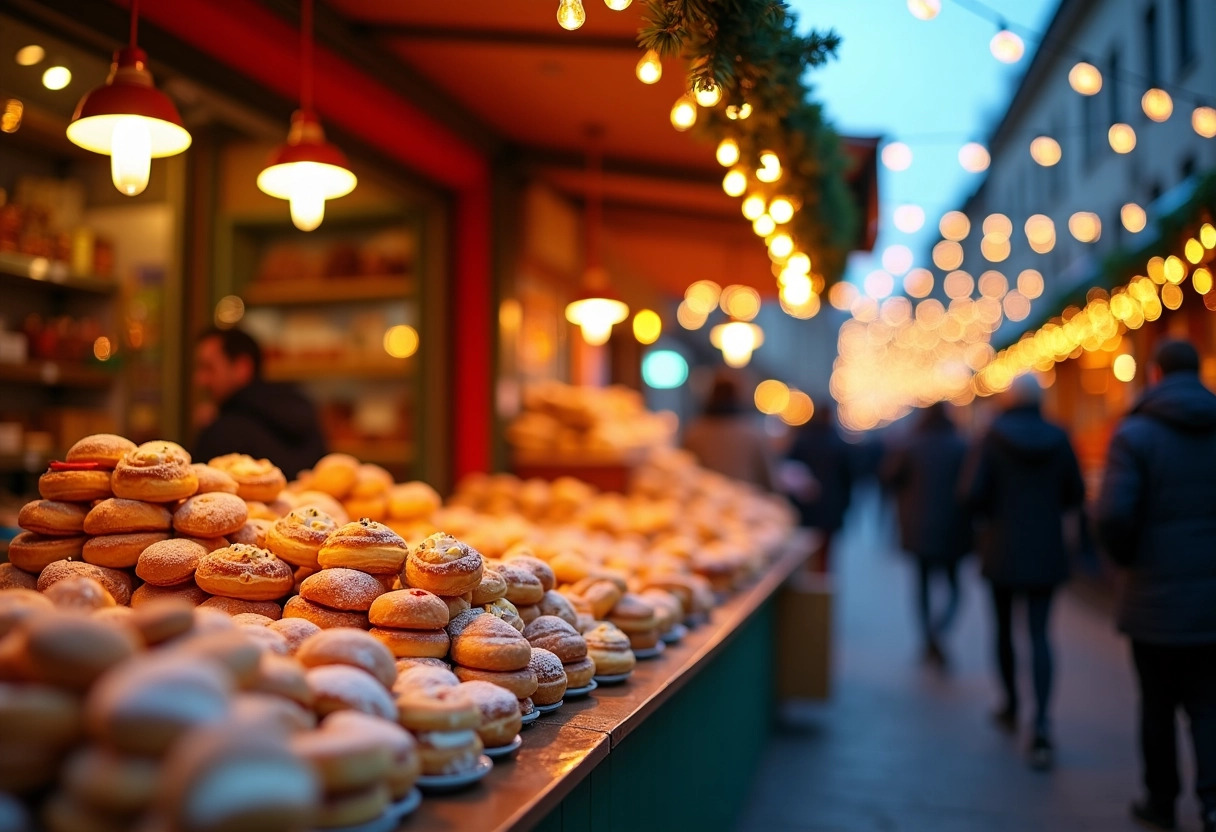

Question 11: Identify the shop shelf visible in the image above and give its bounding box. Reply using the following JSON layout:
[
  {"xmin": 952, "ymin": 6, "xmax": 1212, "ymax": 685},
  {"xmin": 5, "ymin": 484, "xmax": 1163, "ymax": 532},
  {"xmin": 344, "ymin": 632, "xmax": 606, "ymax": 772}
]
[
  {"xmin": 0, "ymin": 253, "xmax": 117, "ymax": 295},
  {"xmin": 242, "ymin": 276, "xmax": 413, "ymax": 306},
  {"xmin": 263, "ymin": 355, "xmax": 412, "ymax": 382},
  {"xmin": 0, "ymin": 361, "xmax": 115, "ymax": 388}
]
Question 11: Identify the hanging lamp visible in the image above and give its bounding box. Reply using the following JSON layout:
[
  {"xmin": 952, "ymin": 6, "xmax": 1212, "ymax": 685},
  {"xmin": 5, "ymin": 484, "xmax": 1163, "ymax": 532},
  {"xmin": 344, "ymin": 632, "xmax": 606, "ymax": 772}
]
[
  {"xmin": 257, "ymin": 0, "xmax": 356, "ymax": 231},
  {"xmin": 566, "ymin": 128, "xmax": 628, "ymax": 346},
  {"xmin": 67, "ymin": 0, "xmax": 191, "ymax": 196},
  {"xmin": 710, "ymin": 319, "xmax": 764, "ymax": 367}
]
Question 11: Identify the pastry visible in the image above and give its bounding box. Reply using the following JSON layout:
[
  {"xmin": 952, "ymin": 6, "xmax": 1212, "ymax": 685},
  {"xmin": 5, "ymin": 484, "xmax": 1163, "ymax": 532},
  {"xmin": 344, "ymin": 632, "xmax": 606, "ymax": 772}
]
[
  {"xmin": 282, "ymin": 596, "xmax": 370, "ymax": 630},
  {"xmin": 83, "ymin": 498, "xmax": 172, "ymax": 535},
  {"xmin": 241, "ymin": 625, "xmax": 289, "ymax": 655},
  {"xmin": 448, "ymin": 609, "xmax": 531, "ymax": 671},
  {"xmin": 323, "ymin": 710, "xmax": 420, "ymax": 800},
  {"xmin": 289, "ymin": 727, "xmax": 391, "ymax": 793},
  {"xmin": 82, "ymin": 531, "xmax": 170, "ymax": 568},
  {"xmin": 111, "ymin": 441, "xmax": 197, "ymax": 503},
  {"xmin": 549, "ymin": 551, "xmax": 591, "ymax": 585},
  {"xmin": 470, "ymin": 568, "xmax": 508, "ymax": 606},
  {"xmin": 439, "ymin": 593, "xmax": 472, "ymax": 620},
  {"xmin": 136, "ymin": 538, "xmax": 208, "ymax": 586},
  {"xmin": 171, "ymin": 631, "xmax": 263, "ymax": 686},
  {"xmin": 293, "ymin": 491, "xmax": 350, "ymax": 525},
  {"xmin": 482, "ymin": 597, "xmax": 525, "ymax": 632},
  {"xmin": 392, "ymin": 664, "xmax": 460, "ymax": 695},
  {"xmin": 229, "ymin": 517, "xmax": 272, "ymax": 547},
  {"xmin": 130, "ymin": 580, "xmax": 210, "ymax": 608},
  {"xmin": 44, "ymin": 577, "xmax": 115, "ymax": 611},
  {"xmin": 306, "ymin": 664, "xmax": 397, "ymax": 720},
  {"xmin": 178, "ymin": 535, "xmax": 230, "ymax": 553},
  {"xmin": 191, "ymin": 607, "xmax": 238, "ymax": 633},
  {"xmin": 536, "ymin": 589, "xmax": 580, "ymax": 628},
  {"xmin": 38, "ymin": 465, "xmax": 113, "ymax": 502},
  {"xmin": 250, "ymin": 654, "xmax": 314, "ymax": 708},
  {"xmin": 317, "ymin": 518, "xmax": 409, "ymax": 575},
  {"xmin": 266, "ymin": 507, "xmax": 339, "ymax": 570},
  {"xmin": 230, "ymin": 691, "xmax": 316, "ymax": 734},
  {"xmin": 0, "ymin": 564, "xmax": 37, "ymax": 592},
  {"xmin": 394, "ymin": 657, "xmax": 452, "ymax": 675},
  {"xmin": 207, "ymin": 453, "xmax": 287, "ymax": 502},
  {"xmin": 232, "ymin": 612, "xmax": 275, "ymax": 627},
  {"xmin": 85, "ymin": 655, "xmax": 233, "ymax": 754},
  {"xmin": 172, "ymin": 492, "xmax": 249, "ymax": 538},
  {"xmin": 502, "ymin": 553, "xmax": 556, "ymax": 592},
  {"xmin": 387, "ymin": 481, "xmax": 441, "ymax": 521},
  {"xmin": 405, "ymin": 532, "xmax": 484, "ymax": 596},
  {"xmin": 61, "ymin": 746, "xmax": 160, "ymax": 815},
  {"xmin": 313, "ymin": 783, "xmax": 390, "ymax": 829},
  {"xmin": 310, "ymin": 453, "xmax": 360, "ymax": 499},
  {"xmin": 37, "ymin": 560, "xmax": 133, "ymax": 607},
  {"xmin": 350, "ymin": 464, "xmax": 394, "ymax": 500},
  {"xmin": 571, "ymin": 577, "xmax": 622, "ymax": 619},
  {"xmin": 300, "ymin": 568, "xmax": 385, "ymax": 612},
  {"xmin": 91, "ymin": 606, "xmax": 134, "ymax": 625},
  {"xmin": 450, "ymin": 665, "xmax": 538, "ymax": 699},
  {"xmin": 608, "ymin": 593, "xmax": 660, "ymax": 639},
  {"xmin": 191, "ymin": 463, "xmax": 239, "ymax": 495},
  {"xmin": 0, "ymin": 590, "xmax": 53, "ymax": 638},
  {"xmin": 527, "ymin": 648, "xmax": 568, "ymax": 706},
  {"xmin": 459, "ymin": 680, "xmax": 522, "ymax": 747},
  {"xmin": 267, "ymin": 617, "xmax": 322, "ymax": 654},
  {"xmin": 65, "ymin": 434, "xmax": 136, "ymax": 469},
  {"xmin": 296, "ymin": 628, "xmax": 396, "ymax": 688},
  {"xmin": 17, "ymin": 500, "xmax": 87, "ymax": 537},
  {"xmin": 368, "ymin": 627, "xmax": 450, "ymax": 659},
  {"xmin": 195, "ymin": 544, "xmax": 294, "ymax": 601},
  {"xmin": 584, "ymin": 622, "xmax": 636, "ymax": 677},
  {"xmin": 157, "ymin": 725, "xmax": 318, "ymax": 832},
  {"xmin": 129, "ymin": 599, "xmax": 196, "ymax": 645},
  {"xmin": 517, "ymin": 696, "xmax": 535, "ymax": 720},
  {"xmin": 517, "ymin": 603, "xmax": 541, "ymax": 625},
  {"xmin": 523, "ymin": 615, "xmax": 588, "ymax": 662},
  {"xmin": 0, "ymin": 682, "xmax": 82, "ymax": 746},
  {"xmin": 562, "ymin": 656, "xmax": 596, "ymax": 689},
  {"xmin": 369, "ymin": 588, "xmax": 449, "ymax": 630},
  {"xmin": 18, "ymin": 612, "xmax": 141, "ymax": 689},
  {"xmin": 395, "ymin": 686, "xmax": 483, "ymax": 776},
  {"xmin": 7, "ymin": 532, "xmax": 84, "ymax": 572},
  {"xmin": 343, "ymin": 495, "xmax": 387, "ymax": 523}
]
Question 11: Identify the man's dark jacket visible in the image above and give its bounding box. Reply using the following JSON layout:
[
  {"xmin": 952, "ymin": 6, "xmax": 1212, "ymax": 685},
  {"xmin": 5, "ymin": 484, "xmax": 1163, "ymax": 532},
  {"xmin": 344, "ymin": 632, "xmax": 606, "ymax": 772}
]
[
  {"xmin": 193, "ymin": 381, "xmax": 326, "ymax": 479},
  {"xmin": 881, "ymin": 416, "xmax": 972, "ymax": 564},
  {"xmin": 963, "ymin": 404, "xmax": 1085, "ymax": 588},
  {"xmin": 1096, "ymin": 372, "xmax": 1216, "ymax": 644}
]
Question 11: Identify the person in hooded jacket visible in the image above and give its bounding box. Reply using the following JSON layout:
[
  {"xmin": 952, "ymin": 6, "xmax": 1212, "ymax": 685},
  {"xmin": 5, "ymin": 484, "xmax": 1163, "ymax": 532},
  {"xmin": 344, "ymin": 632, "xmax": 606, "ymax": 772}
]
[
  {"xmin": 1096, "ymin": 339, "xmax": 1216, "ymax": 832},
  {"xmin": 192, "ymin": 326, "xmax": 327, "ymax": 478},
  {"xmin": 786, "ymin": 402, "xmax": 854, "ymax": 573},
  {"xmin": 881, "ymin": 402, "xmax": 972, "ymax": 666},
  {"xmin": 963, "ymin": 374, "xmax": 1085, "ymax": 771}
]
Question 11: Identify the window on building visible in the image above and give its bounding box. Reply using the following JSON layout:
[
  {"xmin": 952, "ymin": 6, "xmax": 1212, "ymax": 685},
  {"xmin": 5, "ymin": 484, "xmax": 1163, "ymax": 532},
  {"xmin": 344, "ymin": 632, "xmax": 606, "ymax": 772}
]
[
  {"xmin": 1144, "ymin": 3, "xmax": 1160, "ymax": 87},
  {"xmin": 1175, "ymin": 0, "xmax": 1195, "ymax": 74},
  {"xmin": 1107, "ymin": 50, "xmax": 1122, "ymax": 125}
]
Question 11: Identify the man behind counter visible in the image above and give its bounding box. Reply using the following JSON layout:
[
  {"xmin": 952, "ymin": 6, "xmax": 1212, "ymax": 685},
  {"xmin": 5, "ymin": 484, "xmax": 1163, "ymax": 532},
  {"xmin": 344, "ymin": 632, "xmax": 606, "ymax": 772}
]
[{"xmin": 193, "ymin": 326, "xmax": 326, "ymax": 478}]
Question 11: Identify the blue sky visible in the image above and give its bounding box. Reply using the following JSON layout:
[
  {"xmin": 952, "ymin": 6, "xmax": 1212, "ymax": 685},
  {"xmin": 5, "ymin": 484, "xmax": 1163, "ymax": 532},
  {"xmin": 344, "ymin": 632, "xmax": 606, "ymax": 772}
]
[{"xmin": 791, "ymin": 0, "xmax": 1061, "ymax": 283}]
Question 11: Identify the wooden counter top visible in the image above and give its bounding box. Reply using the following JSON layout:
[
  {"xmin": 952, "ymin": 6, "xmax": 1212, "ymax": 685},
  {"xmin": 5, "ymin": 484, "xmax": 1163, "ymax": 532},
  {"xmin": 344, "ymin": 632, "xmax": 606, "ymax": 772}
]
[{"xmin": 407, "ymin": 531, "xmax": 814, "ymax": 832}]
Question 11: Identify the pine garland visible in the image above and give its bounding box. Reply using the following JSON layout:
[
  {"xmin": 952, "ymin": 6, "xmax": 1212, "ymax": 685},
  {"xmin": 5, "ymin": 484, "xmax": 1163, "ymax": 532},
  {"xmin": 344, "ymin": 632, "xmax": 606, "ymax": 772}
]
[{"xmin": 638, "ymin": 0, "xmax": 856, "ymax": 284}]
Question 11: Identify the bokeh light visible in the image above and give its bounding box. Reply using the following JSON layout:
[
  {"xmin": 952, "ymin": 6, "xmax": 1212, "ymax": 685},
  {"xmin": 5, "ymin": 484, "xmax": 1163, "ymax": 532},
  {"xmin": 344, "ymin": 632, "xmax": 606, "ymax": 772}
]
[
  {"xmin": 939, "ymin": 211, "xmax": 970, "ymax": 241},
  {"xmin": 1029, "ymin": 136, "xmax": 1061, "ymax": 166},
  {"xmin": 882, "ymin": 245, "xmax": 914, "ymax": 275},
  {"xmin": 882, "ymin": 142, "xmax": 913, "ymax": 171},
  {"xmin": 1068, "ymin": 61, "xmax": 1102, "ymax": 95},
  {"xmin": 958, "ymin": 142, "xmax": 990, "ymax": 172},
  {"xmin": 893, "ymin": 204, "xmax": 925, "ymax": 233},
  {"xmin": 1121, "ymin": 203, "xmax": 1147, "ymax": 233},
  {"xmin": 632, "ymin": 309, "xmax": 661, "ymax": 344},
  {"xmin": 933, "ymin": 240, "xmax": 964, "ymax": 271},
  {"xmin": 754, "ymin": 379, "xmax": 791, "ymax": 415},
  {"xmin": 1113, "ymin": 354, "xmax": 1136, "ymax": 383},
  {"xmin": 904, "ymin": 268, "xmax": 934, "ymax": 299},
  {"xmin": 383, "ymin": 324, "xmax": 420, "ymax": 358}
]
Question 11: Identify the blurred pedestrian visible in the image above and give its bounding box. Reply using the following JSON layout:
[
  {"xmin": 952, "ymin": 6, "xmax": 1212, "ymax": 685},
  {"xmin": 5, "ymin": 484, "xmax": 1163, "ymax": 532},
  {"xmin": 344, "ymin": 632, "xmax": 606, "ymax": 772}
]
[
  {"xmin": 193, "ymin": 326, "xmax": 327, "ymax": 478},
  {"xmin": 682, "ymin": 374, "xmax": 775, "ymax": 490},
  {"xmin": 963, "ymin": 375, "xmax": 1085, "ymax": 771},
  {"xmin": 1095, "ymin": 339, "xmax": 1216, "ymax": 832},
  {"xmin": 786, "ymin": 402, "xmax": 853, "ymax": 573},
  {"xmin": 881, "ymin": 402, "xmax": 971, "ymax": 666}
]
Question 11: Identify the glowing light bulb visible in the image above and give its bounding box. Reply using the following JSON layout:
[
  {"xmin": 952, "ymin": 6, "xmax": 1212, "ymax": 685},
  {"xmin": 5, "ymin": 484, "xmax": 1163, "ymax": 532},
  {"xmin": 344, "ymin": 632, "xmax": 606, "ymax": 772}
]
[
  {"xmin": 725, "ymin": 102, "xmax": 752, "ymax": 120},
  {"xmin": 756, "ymin": 151, "xmax": 782, "ymax": 183},
  {"xmin": 907, "ymin": 0, "xmax": 941, "ymax": 21},
  {"xmin": 1113, "ymin": 354, "xmax": 1136, "ymax": 382},
  {"xmin": 768, "ymin": 232, "xmax": 794, "ymax": 260},
  {"xmin": 710, "ymin": 321, "xmax": 763, "ymax": 368},
  {"xmin": 566, "ymin": 297, "xmax": 629, "ymax": 346},
  {"xmin": 694, "ymin": 84, "xmax": 722, "ymax": 108},
  {"xmin": 633, "ymin": 309, "xmax": 661, "ymax": 344},
  {"xmin": 893, "ymin": 204, "xmax": 925, "ymax": 233},
  {"xmin": 288, "ymin": 175, "xmax": 326, "ymax": 232},
  {"xmin": 557, "ymin": 0, "xmax": 585, "ymax": 30},
  {"xmin": 741, "ymin": 195, "xmax": 767, "ymax": 221},
  {"xmin": 958, "ymin": 142, "xmax": 990, "ymax": 172},
  {"xmin": 1142, "ymin": 88, "xmax": 1173, "ymax": 122},
  {"xmin": 786, "ymin": 252, "xmax": 811, "ymax": 274},
  {"xmin": 881, "ymin": 142, "xmax": 912, "ymax": 171},
  {"xmin": 716, "ymin": 138, "xmax": 740, "ymax": 167},
  {"xmin": 940, "ymin": 210, "xmax": 970, "ymax": 241},
  {"xmin": 1029, "ymin": 136, "xmax": 1061, "ymax": 166},
  {"xmin": 1068, "ymin": 62, "xmax": 1102, "ymax": 95},
  {"xmin": 1068, "ymin": 212, "xmax": 1101, "ymax": 243},
  {"xmin": 1121, "ymin": 203, "xmax": 1147, "ymax": 233},
  {"xmin": 605, "ymin": 0, "xmax": 631, "ymax": 9},
  {"xmin": 769, "ymin": 197, "xmax": 794, "ymax": 224},
  {"xmin": 110, "ymin": 116, "xmax": 151, "ymax": 197},
  {"xmin": 635, "ymin": 50, "xmax": 662, "ymax": 84},
  {"xmin": 1109, "ymin": 123, "xmax": 1137, "ymax": 153},
  {"xmin": 15, "ymin": 45, "xmax": 45, "ymax": 66},
  {"xmin": 1193, "ymin": 107, "xmax": 1216, "ymax": 139},
  {"xmin": 990, "ymin": 29, "xmax": 1024, "ymax": 63},
  {"xmin": 41, "ymin": 65, "xmax": 71, "ymax": 90},
  {"xmin": 722, "ymin": 168, "xmax": 747, "ymax": 197},
  {"xmin": 670, "ymin": 95, "xmax": 697, "ymax": 131},
  {"xmin": 752, "ymin": 214, "xmax": 776, "ymax": 237}
]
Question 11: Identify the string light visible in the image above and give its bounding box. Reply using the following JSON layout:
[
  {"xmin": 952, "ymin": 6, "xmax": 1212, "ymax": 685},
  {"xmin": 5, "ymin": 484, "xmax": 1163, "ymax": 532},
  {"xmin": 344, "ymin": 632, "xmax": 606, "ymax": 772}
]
[
  {"xmin": 1193, "ymin": 107, "xmax": 1216, "ymax": 139},
  {"xmin": 768, "ymin": 232, "xmax": 794, "ymax": 260},
  {"xmin": 881, "ymin": 142, "xmax": 912, "ymax": 171},
  {"xmin": 1108, "ymin": 123, "xmax": 1137, "ymax": 153},
  {"xmin": 670, "ymin": 95, "xmax": 697, "ymax": 131},
  {"xmin": 907, "ymin": 0, "xmax": 941, "ymax": 21},
  {"xmin": 940, "ymin": 211, "xmax": 970, "ymax": 241},
  {"xmin": 1068, "ymin": 212, "xmax": 1101, "ymax": 243},
  {"xmin": 725, "ymin": 102, "xmax": 752, "ymax": 120},
  {"xmin": 755, "ymin": 380, "xmax": 791, "ymax": 415},
  {"xmin": 722, "ymin": 168, "xmax": 747, "ymax": 197},
  {"xmin": 990, "ymin": 28, "xmax": 1025, "ymax": 64},
  {"xmin": 864, "ymin": 270, "xmax": 894, "ymax": 299},
  {"xmin": 635, "ymin": 50, "xmax": 662, "ymax": 84},
  {"xmin": 1141, "ymin": 88, "xmax": 1173, "ymax": 122},
  {"xmin": 684, "ymin": 280, "xmax": 722, "ymax": 314},
  {"xmin": 605, "ymin": 0, "xmax": 632, "ymax": 9},
  {"xmin": 716, "ymin": 138, "xmax": 740, "ymax": 167},
  {"xmin": 557, "ymin": 0, "xmax": 586, "ymax": 30},
  {"xmin": 756, "ymin": 151, "xmax": 782, "ymax": 183},
  {"xmin": 959, "ymin": 142, "xmax": 990, "ymax": 172},
  {"xmin": 1017, "ymin": 269, "xmax": 1044, "ymax": 299},
  {"xmin": 752, "ymin": 214, "xmax": 776, "ymax": 237},
  {"xmin": 632, "ymin": 309, "xmax": 661, "ymax": 344},
  {"xmin": 694, "ymin": 84, "xmax": 722, "ymax": 108},
  {"xmin": 904, "ymin": 268, "xmax": 934, "ymax": 298},
  {"xmin": 933, "ymin": 240, "xmax": 964, "ymax": 271},
  {"xmin": 828, "ymin": 282, "xmax": 859, "ymax": 311},
  {"xmin": 1121, "ymin": 203, "xmax": 1147, "ymax": 233},
  {"xmin": 1203, "ymin": 224, "xmax": 1216, "ymax": 249},
  {"xmin": 768, "ymin": 197, "xmax": 795, "ymax": 224},
  {"xmin": 1024, "ymin": 214, "xmax": 1054, "ymax": 247},
  {"xmin": 982, "ymin": 213, "xmax": 1013, "ymax": 239},
  {"xmin": 893, "ymin": 204, "xmax": 925, "ymax": 233},
  {"xmin": 1029, "ymin": 136, "xmax": 1061, "ymax": 166},
  {"xmin": 1068, "ymin": 61, "xmax": 1102, "ymax": 95},
  {"xmin": 882, "ymin": 245, "xmax": 914, "ymax": 275},
  {"xmin": 741, "ymin": 195, "xmax": 767, "ymax": 221},
  {"xmin": 1185, "ymin": 238, "xmax": 1204, "ymax": 265}
]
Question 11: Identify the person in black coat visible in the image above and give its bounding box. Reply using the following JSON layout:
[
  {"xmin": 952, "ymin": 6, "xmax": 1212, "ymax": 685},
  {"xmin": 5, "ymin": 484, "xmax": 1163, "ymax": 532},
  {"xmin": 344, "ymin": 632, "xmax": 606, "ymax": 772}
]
[
  {"xmin": 881, "ymin": 402, "xmax": 971, "ymax": 665},
  {"xmin": 786, "ymin": 403, "xmax": 853, "ymax": 573},
  {"xmin": 963, "ymin": 375, "xmax": 1085, "ymax": 770},
  {"xmin": 1095, "ymin": 339, "xmax": 1216, "ymax": 832},
  {"xmin": 193, "ymin": 327, "xmax": 327, "ymax": 479}
]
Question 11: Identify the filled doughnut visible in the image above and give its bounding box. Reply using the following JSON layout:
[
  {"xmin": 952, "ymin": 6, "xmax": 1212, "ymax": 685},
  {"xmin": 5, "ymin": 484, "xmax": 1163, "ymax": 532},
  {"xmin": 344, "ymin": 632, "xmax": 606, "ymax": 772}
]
[{"xmin": 17, "ymin": 500, "xmax": 87, "ymax": 537}]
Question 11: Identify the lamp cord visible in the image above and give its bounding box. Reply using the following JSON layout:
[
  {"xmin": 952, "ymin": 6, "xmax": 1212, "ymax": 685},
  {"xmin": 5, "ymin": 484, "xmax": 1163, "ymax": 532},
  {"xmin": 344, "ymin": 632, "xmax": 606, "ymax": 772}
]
[{"xmin": 301, "ymin": 0, "xmax": 313, "ymax": 112}]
